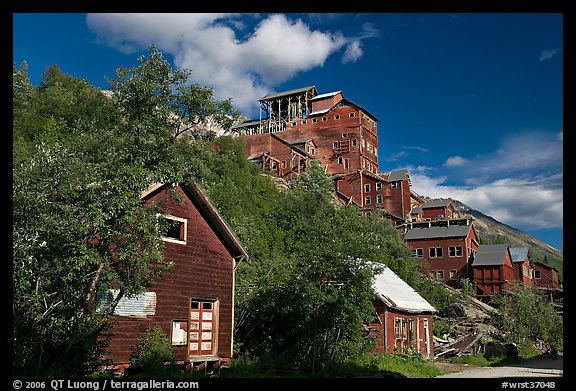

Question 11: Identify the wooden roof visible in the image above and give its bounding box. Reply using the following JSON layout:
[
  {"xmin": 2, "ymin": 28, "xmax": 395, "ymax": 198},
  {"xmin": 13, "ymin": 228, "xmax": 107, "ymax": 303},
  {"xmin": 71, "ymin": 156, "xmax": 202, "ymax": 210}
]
[{"xmin": 141, "ymin": 181, "xmax": 250, "ymax": 265}]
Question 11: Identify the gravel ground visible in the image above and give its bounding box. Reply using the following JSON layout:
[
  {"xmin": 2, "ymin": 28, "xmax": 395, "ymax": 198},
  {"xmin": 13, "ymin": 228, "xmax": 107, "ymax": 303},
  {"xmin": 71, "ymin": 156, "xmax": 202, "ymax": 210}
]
[{"xmin": 433, "ymin": 356, "xmax": 563, "ymax": 378}]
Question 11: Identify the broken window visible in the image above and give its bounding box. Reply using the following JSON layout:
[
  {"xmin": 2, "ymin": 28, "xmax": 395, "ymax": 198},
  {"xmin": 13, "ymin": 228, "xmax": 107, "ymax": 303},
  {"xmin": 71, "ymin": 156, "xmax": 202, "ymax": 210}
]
[
  {"xmin": 429, "ymin": 247, "xmax": 443, "ymax": 258},
  {"xmin": 449, "ymin": 246, "xmax": 463, "ymax": 257},
  {"xmin": 161, "ymin": 215, "xmax": 187, "ymax": 244}
]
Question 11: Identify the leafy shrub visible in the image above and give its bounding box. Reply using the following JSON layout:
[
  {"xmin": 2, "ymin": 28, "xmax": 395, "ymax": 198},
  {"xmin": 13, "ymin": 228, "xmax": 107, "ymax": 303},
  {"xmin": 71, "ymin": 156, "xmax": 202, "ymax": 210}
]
[{"xmin": 127, "ymin": 325, "xmax": 180, "ymax": 377}]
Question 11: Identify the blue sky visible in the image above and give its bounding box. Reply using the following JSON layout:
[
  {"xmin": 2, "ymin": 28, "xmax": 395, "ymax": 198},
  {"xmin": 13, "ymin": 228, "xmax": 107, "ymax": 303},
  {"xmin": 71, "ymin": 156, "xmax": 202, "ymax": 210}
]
[{"xmin": 12, "ymin": 13, "xmax": 564, "ymax": 252}]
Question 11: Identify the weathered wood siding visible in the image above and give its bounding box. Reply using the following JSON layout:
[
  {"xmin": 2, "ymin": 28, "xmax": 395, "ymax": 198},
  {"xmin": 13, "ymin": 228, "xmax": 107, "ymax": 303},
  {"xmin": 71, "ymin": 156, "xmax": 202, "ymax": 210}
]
[
  {"xmin": 422, "ymin": 205, "xmax": 456, "ymax": 221},
  {"xmin": 103, "ymin": 185, "xmax": 235, "ymax": 365},
  {"xmin": 310, "ymin": 92, "xmax": 343, "ymax": 112},
  {"xmin": 473, "ymin": 251, "xmax": 515, "ymax": 297},
  {"xmin": 406, "ymin": 233, "xmax": 477, "ymax": 288},
  {"xmin": 371, "ymin": 301, "xmax": 434, "ymax": 358}
]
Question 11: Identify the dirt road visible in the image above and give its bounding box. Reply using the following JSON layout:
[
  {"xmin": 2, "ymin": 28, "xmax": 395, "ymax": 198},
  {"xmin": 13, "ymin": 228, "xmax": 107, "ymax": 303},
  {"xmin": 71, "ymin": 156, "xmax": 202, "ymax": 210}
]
[{"xmin": 435, "ymin": 356, "xmax": 563, "ymax": 378}]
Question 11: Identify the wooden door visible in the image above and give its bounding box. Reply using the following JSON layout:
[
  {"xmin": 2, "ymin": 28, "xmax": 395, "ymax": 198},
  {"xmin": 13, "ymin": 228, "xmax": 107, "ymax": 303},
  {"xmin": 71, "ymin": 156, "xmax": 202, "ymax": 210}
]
[{"xmin": 188, "ymin": 300, "xmax": 216, "ymax": 356}]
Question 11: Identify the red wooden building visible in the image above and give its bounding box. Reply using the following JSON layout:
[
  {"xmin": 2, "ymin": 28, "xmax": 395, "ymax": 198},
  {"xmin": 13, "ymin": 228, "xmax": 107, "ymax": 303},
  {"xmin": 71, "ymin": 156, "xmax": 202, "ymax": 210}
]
[
  {"xmin": 532, "ymin": 261, "xmax": 563, "ymax": 304},
  {"xmin": 370, "ymin": 265, "xmax": 437, "ymax": 358},
  {"xmin": 233, "ymin": 86, "xmax": 413, "ymax": 221},
  {"xmin": 100, "ymin": 181, "xmax": 249, "ymax": 373},
  {"xmin": 419, "ymin": 198, "xmax": 458, "ymax": 221},
  {"xmin": 509, "ymin": 246, "xmax": 535, "ymax": 286},
  {"xmin": 403, "ymin": 218, "xmax": 479, "ymax": 288},
  {"xmin": 471, "ymin": 244, "xmax": 515, "ymax": 302}
]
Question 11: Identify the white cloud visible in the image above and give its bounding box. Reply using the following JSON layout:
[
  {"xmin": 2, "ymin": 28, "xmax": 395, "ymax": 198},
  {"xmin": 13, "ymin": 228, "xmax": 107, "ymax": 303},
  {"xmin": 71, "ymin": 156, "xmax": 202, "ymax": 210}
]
[
  {"xmin": 86, "ymin": 13, "xmax": 374, "ymax": 117},
  {"xmin": 410, "ymin": 172, "xmax": 563, "ymax": 230},
  {"xmin": 539, "ymin": 49, "xmax": 559, "ymax": 62},
  {"xmin": 444, "ymin": 156, "xmax": 469, "ymax": 167},
  {"xmin": 342, "ymin": 40, "xmax": 363, "ymax": 63},
  {"xmin": 406, "ymin": 130, "xmax": 563, "ymax": 231},
  {"xmin": 450, "ymin": 131, "xmax": 563, "ymax": 177}
]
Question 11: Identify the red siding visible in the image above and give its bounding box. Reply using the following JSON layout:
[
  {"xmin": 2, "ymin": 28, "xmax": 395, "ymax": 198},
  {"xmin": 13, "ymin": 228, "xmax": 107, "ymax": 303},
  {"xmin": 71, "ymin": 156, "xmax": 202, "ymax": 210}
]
[
  {"xmin": 310, "ymin": 92, "xmax": 344, "ymax": 112},
  {"xmin": 473, "ymin": 250, "xmax": 515, "ymax": 297},
  {"xmin": 371, "ymin": 301, "xmax": 434, "ymax": 358},
  {"xmin": 103, "ymin": 185, "xmax": 235, "ymax": 365},
  {"xmin": 513, "ymin": 260, "xmax": 535, "ymax": 286},
  {"xmin": 421, "ymin": 205, "xmax": 455, "ymax": 220},
  {"xmin": 406, "ymin": 236, "xmax": 476, "ymax": 288}
]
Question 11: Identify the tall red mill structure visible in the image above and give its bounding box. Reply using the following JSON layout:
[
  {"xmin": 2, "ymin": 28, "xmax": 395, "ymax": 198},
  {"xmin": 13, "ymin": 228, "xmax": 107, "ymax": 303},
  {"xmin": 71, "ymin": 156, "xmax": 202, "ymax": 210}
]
[
  {"xmin": 230, "ymin": 85, "xmax": 563, "ymax": 307},
  {"xmin": 231, "ymin": 85, "xmax": 412, "ymax": 224}
]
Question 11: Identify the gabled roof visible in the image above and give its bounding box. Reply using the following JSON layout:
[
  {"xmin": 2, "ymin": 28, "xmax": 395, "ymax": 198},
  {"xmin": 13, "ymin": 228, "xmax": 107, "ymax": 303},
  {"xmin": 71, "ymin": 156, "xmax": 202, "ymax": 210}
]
[
  {"xmin": 230, "ymin": 118, "xmax": 261, "ymax": 130},
  {"xmin": 141, "ymin": 181, "xmax": 250, "ymax": 264},
  {"xmin": 404, "ymin": 224, "xmax": 473, "ymax": 240},
  {"xmin": 379, "ymin": 169, "xmax": 409, "ymax": 182},
  {"xmin": 421, "ymin": 198, "xmax": 453, "ymax": 209},
  {"xmin": 533, "ymin": 260, "xmax": 560, "ymax": 273},
  {"xmin": 259, "ymin": 86, "xmax": 317, "ymax": 102},
  {"xmin": 373, "ymin": 265, "xmax": 437, "ymax": 314},
  {"xmin": 307, "ymin": 96, "xmax": 378, "ymax": 121},
  {"xmin": 310, "ymin": 91, "xmax": 342, "ymax": 100},
  {"xmin": 289, "ymin": 138, "xmax": 316, "ymax": 147},
  {"xmin": 509, "ymin": 246, "xmax": 530, "ymax": 263},
  {"xmin": 271, "ymin": 133, "xmax": 313, "ymax": 158},
  {"xmin": 472, "ymin": 244, "xmax": 509, "ymax": 267}
]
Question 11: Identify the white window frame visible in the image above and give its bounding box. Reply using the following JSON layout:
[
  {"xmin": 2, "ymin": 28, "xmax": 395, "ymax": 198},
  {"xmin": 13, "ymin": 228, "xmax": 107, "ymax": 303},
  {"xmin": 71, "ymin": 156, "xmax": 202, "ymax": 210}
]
[
  {"xmin": 429, "ymin": 247, "xmax": 443, "ymax": 258},
  {"xmin": 161, "ymin": 214, "xmax": 187, "ymax": 244},
  {"xmin": 449, "ymin": 246, "xmax": 463, "ymax": 257}
]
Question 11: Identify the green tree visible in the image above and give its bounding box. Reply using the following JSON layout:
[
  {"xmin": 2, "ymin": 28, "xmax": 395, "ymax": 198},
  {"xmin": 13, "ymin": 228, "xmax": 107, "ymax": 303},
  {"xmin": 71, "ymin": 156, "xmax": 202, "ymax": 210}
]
[
  {"xmin": 491, "ymin": 282, "xmax": 563, "ymax": 351},
  {"xmin": 12, "ymin": 45, "xmax": 241, "ymax": 377},
  {"xmin": 13, "ymin": 63, "xmax": 121, "ymax": 166},
  {"xmin": 215, "ymin": 151, "xmax": 420, "ymax": 373}
]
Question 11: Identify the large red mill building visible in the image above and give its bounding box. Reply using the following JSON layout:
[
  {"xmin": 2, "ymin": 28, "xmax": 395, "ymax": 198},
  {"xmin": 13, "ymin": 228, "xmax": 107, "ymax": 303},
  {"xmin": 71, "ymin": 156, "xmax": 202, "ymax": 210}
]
[
  {"xmin": 230, "ymin": 85, "xmax": 563, "ymax": 308},
  {"xmin": 231, "ymin": 86, "xmax": 412, "ymax": 223}
]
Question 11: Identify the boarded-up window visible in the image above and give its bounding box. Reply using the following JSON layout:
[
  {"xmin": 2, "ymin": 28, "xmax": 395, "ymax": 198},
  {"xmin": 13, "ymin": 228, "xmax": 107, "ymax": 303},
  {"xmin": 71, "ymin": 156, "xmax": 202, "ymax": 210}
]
[
  {"xmin": 98, "ymin": 289, "xmax": 157, "ymax": 317},
  {"xmin": 172, "ymin": 320, "xmax": 188, "ymax": 346}
]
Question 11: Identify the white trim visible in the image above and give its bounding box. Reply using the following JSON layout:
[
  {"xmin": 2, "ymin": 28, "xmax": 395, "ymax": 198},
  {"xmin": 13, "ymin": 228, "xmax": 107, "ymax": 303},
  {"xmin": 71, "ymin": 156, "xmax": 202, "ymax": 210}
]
[{"xmin": 160, "ymin": 214, "xmax": 188, "ymax": 244}]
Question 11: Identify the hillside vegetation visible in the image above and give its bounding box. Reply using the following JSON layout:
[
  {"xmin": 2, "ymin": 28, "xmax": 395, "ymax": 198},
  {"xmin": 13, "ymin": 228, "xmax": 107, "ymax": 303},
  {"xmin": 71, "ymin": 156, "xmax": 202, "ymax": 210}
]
[{"xmin": 12, "ymin": 46, "xmax": 562, "ymax": 378}]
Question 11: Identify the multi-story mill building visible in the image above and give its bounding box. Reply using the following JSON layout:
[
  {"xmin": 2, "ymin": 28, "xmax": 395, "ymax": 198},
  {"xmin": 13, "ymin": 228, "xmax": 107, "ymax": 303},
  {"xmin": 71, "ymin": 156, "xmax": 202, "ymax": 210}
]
[{"xmin": 231, "ymin": 85, "xmax": 412, "ymax": 224}]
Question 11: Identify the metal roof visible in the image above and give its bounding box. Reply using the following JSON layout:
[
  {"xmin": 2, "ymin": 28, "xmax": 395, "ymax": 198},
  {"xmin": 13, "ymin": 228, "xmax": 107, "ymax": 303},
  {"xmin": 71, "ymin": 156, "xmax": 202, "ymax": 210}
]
[
  {"xmin": 387, "ymin": 169, "xmax": 408, "ymax": 182},
  {"xmin": 404, "ymin": 224, "xmax": 472, "ymax": 240},
  {"xmin": 308, "ymin": 108, "xmax": 331, "ymax": 116},
  {"xmin": 259, "ymin": 86, "xmax": 317, "ymax": 101},
  {"xmin": 509, "ymin": 246, "xmax": 530, "ymax": 263},
  {"xmin": 421, "ymin": 198, "xmax": 452, "ymax": 208},
  {"xmin": 311, "ymin": 91, "xmax": 342, "ymax": 100},
  {"xmin": 230, "ymin": 119, "xmax": 261, "ymax": 129},
  {"xmin": 289, "ymin": 139, "xmax": 315, "ymax": 145},
  {"xmin": 472, "ymin": 244, "xmax": 509, "ymax": 267},
  {"xmin": 373, "ymin": 265, "xmax": 437, "ymax": 314}
]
